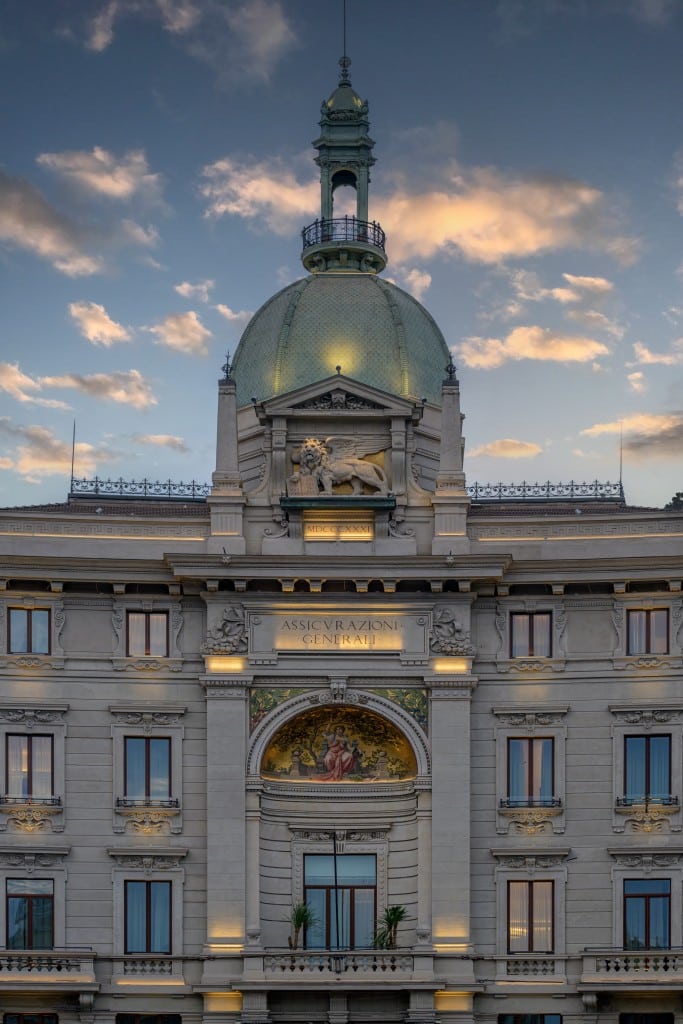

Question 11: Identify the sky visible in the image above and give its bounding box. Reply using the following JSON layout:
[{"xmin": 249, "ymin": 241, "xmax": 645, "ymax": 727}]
[{"xmin": 1, "ymin": 0, "xmax": 683, "ymax": 509}]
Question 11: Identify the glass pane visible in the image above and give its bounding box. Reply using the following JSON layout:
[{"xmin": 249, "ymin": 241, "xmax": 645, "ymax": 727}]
[
  {"xmin": 149, "ymin": 739, "xmax": 171, "ymax": 799},
  {"xmin": 508, "ymin": 881, "xmax": 529, "ymax": 952},
  {"xmin": 125, "ymin": 738, "xmax": 147, "ymax": 799},
  {"xmin": 532, "ymin": 881, "xmax": 553, "ymax": 951},
  {"xmin": 628, "ymin": 611, "xmax": 647, "ymax": 654},
  {"xmin": 30, "ymin": 610, "xmax": 49, "ymax": 654},
  {"xmin": 7, "ymin": 879, "xmax": 53, "ymax": 895},
  {"xmin": 305, "ymin": 855, "xmax": 335, "ymax": 885},
  {"xmin": 7, "ymin": 735, "xmax": 28, "ymax": 796},
  {"xmin": 649, "ymin": 895, "xmax": 670, "ymax": 948},
  {"xmin": 31, "ymin": 896, "xmax": 53, "ymax": 948},
  {"xmin": 149, "ymin": 881, "xmax": 171, "ymax": 953},
  {"xmin": 31, "ymin": 736, "xmax": 53, "ymax": 797},
  {"xmin": 651, "ymin": 610, "xmax": 668, "ymax": 654},
  {"xmin": 7, "ymin": 896, "xmax": 28, "ymax": 948},
  {"xmin": 336, "ymin": 855, "xmax": 375, "ymax": 885},
  {"xmin": 508, "ymin": 739, "xmax": 528, "ymax": 803},
  {"xmin": 354, "ymin": 888, "xmax": 375, "ymax": 948},
  {"xmin": 304, "ymin": 888, "xmax": 326, "ymax": 948},
  {"xmin": 9, "ymin": 609, "xmax": 28, "ymax": 653},
  {"xmin": 624, "ymin": 879, "xmax": 670, "ymax": 895},
  {"xmin": 128, "ymin": 614, "xmax": 146, "ymax": 656},
  {"xmin": 126, "ymin": 881, "xmax": 147, "ymax": 952},
  {"xmin": 329, "ymin": 887, "xmax": 350, "ymax": 949},
  {"xmin": 649, "ymin": 736, "xmax": 670, "ymax": 799},
  {"xmin": 511, "ymin": 615, "xmax": 529, "ymax": 657},
  {"xmin": 625, "ymin": 737, "xmax": 646, "ymax": 799},
  {"xmin": 534, "ymin": 738, "xmax": 553, "ymax": 802},
  {"xmin": 148, "ymin": 613, "xmax": 168, "ymax": 656},
  {"xmin": 532, "ymin": 614, "xmax": 551, "ymax": 657},
  {"xmin": 625, "ymin": 897, "xmax": 646, "ymax": 949}
]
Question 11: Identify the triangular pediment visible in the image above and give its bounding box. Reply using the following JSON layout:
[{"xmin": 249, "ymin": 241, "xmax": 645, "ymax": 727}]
[{"xmin": 261, "ymin": 374, "xmax": 418, "ymax": 418}]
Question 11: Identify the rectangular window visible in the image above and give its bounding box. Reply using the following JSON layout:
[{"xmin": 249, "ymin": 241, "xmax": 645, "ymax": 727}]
[
  {"xmin": 624, "ymin": 735, "xmax": 672, "ymax": 804},
  {"xmin": 627, "ymin": 609, "xmax": 669, "ymax": 655},
  {"xmin": 506, "ymin": 737, "xmax": 555, "ymax": 807},
  {"xmin": 125, "ymin": 880, "xmax": 171, "ymax": 953},
  {"xmin": 507, "ymin": 880, "xmax": 553, "ymax": 953},
  {"xmin": 510, "ymin": 612, "xmax": 551, "ymax": 658},
  {"xmin": 6, "ymin": 735, "xmax": 54, "ymax": 799},
  {"xmin": 619, "ymin": 1016, "xmax": 674, "ymax": 1024},
  {"xmin": 8, "ymin": 608, "xmax": 50, "ymax": 655},
  {"xmin": 304, "ymin": 854, "xmax": 376, "ymax": 950},
  {"xmin": 624, "ymin": 878, "xmax": 670, "ymax": 950},
  {"xmin": 127, "ymin": 611, "xmax": 168, "ymax": 657},
  {"xmin": 4, "ymin": 1016, "xmax": 59, "ymax": 1024},
  {"xmin": 499, "ymin": 1017, "xmax": 562, "ymax": 1024},
  {"xmin": 6, "ymin": 878, "xmax": 54, "ymax": 949},
  {"xmin": 124, "ymin": 737, "xmax": 171, "ymax": 802}
]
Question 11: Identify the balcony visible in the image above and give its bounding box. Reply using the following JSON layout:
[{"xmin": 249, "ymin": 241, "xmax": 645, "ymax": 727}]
[
  {"xmin": 0, "ymin": 949, "xmax": 97, "ymax": 995},
  {"xmin": 114, "ymin": 796, "xmax": 181, "ymax": 835},
  {"xmin": 614, "ymin": 795, "xmax": 679, "ymax": 832},
  {"xmin": 301, "ymin": 217, "xmax": 387, "ymax": 273},
  {"xmin": 0, "ymin": 795, "xmax": 64, "ymax": 834},
  {"xmin": 497, "ymin": 797, "xmax": 564, "ymax": 836},
  {"xmin": 581, "ymin": 948, "xmax": 683, "ymax": 989},
  {"xmin": 493, "ymin": 954, "xmax": 567, "ymax": 983},
  {"xmin": 265, "ymin": 951, "xmax": 413, "ymax": 976},
  {"xmin": 236, "ymin": 949, "xmax": 430, "ymax": 989}
]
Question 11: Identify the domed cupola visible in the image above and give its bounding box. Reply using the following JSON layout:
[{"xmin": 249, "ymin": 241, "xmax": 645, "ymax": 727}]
[{"xmin": 301, "ymin": 55, "xmax": 386, "ymax": 275}]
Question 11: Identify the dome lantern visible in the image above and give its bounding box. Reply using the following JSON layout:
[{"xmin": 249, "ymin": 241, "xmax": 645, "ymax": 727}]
[{"xmin": 301, "ymin": 57, "xmax": 387, "ymax": 274}]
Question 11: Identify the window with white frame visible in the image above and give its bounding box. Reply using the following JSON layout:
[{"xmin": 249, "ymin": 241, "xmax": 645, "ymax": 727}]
[
  {"xmin": 110, "ymin": 706, "xmax": 184, "ymax": 833},
  {"xmin": 510, "ymin": 612, "xmax": 552, "ymax": 658},
  {"xmin": 610, "ymin": 707, "xmax": 682, "ymax": 832},
  {"xmin": 0, "ymin": 705, "xmax": 67, "ymax": 830},
  {"xmin": 627, "ymin": 609, "xmax": 669, "ymax": 655},
  {"xmin": 610, "ymin": 854, "xmax": 683, "ymax": 950},
  {"xmin": 304, "ymin": 853, "xmax": 376, "ymax": 949},
  {"xmin": 494, "ymin": 707, "xmax": 567, "ymax": 834},
  {"xmin": 127, "ymin": 610, "xmax": 169, "ymax": 657},
  {"xmin": 623, "ymin": 878, "xmax": 670, "ymax": 949},
  {"xmin": 109, "ymin": 850, "xmax": 186, "ymax": 977},
  {"xmin": 6, "ymin": 878, "xmax": 54, "ymax": 949},
  {"xmin": 8, "ymin": 607, "xmax": 50, "ymax": 654},
  {"xmin": 493, "ymin": 850, "xmax": 568, "ymax": 968},
  {"xmin": 5, "ymin": 734, "xmax": 54, "ymax": 800}
]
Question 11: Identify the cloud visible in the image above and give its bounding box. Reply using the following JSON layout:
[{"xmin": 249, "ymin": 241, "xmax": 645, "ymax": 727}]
[
  {"xmin": 148, "ymin": 311, "xmax": 212, "ymax": 355},
  {"xmin": 509, "ymin": 269, "xmax": 614, "ymax": 306},
  {"xmin": 630, "ymin": 339, "xmax": 683, "ymax": 365},
  {"xmin": 0, "ymin": 170, "xmax": 102, "ymax": 276},
  {"xmin": 200, "ymin": 156, "xmax": 318, "ymax": 231},
  {"xmin": 398, "ymin": 268, "xmax": 432, "ymax": 301},
  {"xmin": 561, "ymin": 272, "xmax": 614, "ymax": 295},
  {"xmin": 39, "ymin": 369, "xmax": 157, "ymax": 409},
  {"xmin": 214, "ymin": 303, "xmax": 252, "ymax": 324},
  {"xmin": 68, "ymin": 301, "xmax": 131, "ymax": 347},
  {"xmin": 37, "ymin": 147, "xmax": 162, "ymax": 202},
  {"xmin": 581, "ymin": 412, "xmax": 683, "ymax": 457},
  {"xmin": 468, "ymin": 438, "xmax": 543, "ymax": 458},
  {"xmin": 85, "ymin": 0, "xmax": 118, "ymax": 51},
  {"xmin": 457, "ymin": 325, "xmax": 610, "ymax": 369},
  {"xmin": 0, "ymin": 419, "xmax": 116, "ymax": 479},
  {"xmin": 627, "ymin": 371, "xmax": 646, "ymax": 393},
  {"xmin": 175, "ymin": 279, "xmax": 214, "ymax": 302},
  {"xmin": 566, "ymin": 308, "xmax": 624, "ymax": 339},
  {"xmin": 0, "ymin": 363, "xmax": 70, "ymax": 410},
  {"xmin": 630, "ymin": 0, "xmax": 678, "ymax": 24},
  {"xmin": 122, "ymin": 219, "xmax": 159, "ymax": 247},
  {"xmin": 200, "ymin": 155, "xmax": 635, "ymax": 266},
  {"xmin": 133, "ymin": 432, "xmax": 189, "ymax": 452},
  {"xmin": 80, "ymin": 1, "xmax": 295, "ymax": 81}
]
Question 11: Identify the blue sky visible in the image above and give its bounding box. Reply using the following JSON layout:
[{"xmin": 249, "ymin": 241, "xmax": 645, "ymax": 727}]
[{"xmin": 1, "ymin": 0, "xmax": 682, "ymax": 508}]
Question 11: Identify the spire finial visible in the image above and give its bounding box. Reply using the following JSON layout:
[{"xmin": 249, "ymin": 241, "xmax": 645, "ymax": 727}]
[
  {"xmin": 445, "ymin": 359, "xmax": 457, "ymax": 383},
  {"xmin": 221, "ymin": 352, "xmax": 233, "ymax": 380},
  {"xmin": 339, "ymin": 0, "xmax": 350, "ymax": 81}
]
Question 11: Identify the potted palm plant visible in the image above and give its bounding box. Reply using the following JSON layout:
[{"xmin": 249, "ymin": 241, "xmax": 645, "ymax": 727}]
[
  {"xmin": 374, "ymin": 904, "xmax": 408, "ymax": 949},
  {"xmin": 288, "ymin": 900, "xmax": 317, "ymax": 951}
]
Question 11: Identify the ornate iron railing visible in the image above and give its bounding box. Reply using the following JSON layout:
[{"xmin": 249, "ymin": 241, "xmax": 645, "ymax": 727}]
[
  {"xmin": 467, "ymin": 480, "xmax": 625, "ymax": 502},
  {"xmin": 616, "ymin": 794, "xmax": 679, "ymax": 807},
  {"xmin": 70, "ymin": 477, "xmax": 210, "ymax": 500},
  {"xmin": 116, "ymin": 797, "xmax": 180, "ymax": 808},
  {"xmin": 499, "ymin": 797, "xmax": 562, "ymax": 809},
  {"xmin": 0, "ymin": 795, "xmax": 62, "ymax": 806},
  {"xmin": 302, "ymin": 217, "xmax": 386, "ymax": 252}
]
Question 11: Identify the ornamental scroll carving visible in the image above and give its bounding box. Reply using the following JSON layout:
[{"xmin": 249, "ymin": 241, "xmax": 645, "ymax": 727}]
[
  {"xmin": 201, "ymin": 603, "xmax": 248, "ymax": 655},
  {"xmin": 429, "ymin": 607, "xmax": 474, "ymax": 656},
  {"xmin": 292, "ymin": 389, "xmax": 384, "ymax": 411}
]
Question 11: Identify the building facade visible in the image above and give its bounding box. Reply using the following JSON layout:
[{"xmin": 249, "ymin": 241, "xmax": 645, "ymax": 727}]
[{"xmin": 1, "ymin": 61, "xmax": 682, "ymax": 1024}]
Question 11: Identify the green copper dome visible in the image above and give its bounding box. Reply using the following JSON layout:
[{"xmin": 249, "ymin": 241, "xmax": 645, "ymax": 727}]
[{"xmin": 231, "ymin": 272, "xmax": 451, "ymax": 407}]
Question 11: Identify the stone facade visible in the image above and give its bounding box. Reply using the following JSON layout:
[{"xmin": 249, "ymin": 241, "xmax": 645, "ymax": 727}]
[{"xmin": 1, "ymin": 63, "xmax": 682, "ymax": 1024}]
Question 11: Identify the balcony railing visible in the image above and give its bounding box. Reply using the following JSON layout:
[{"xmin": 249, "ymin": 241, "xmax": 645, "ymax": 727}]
[
  {"xmin": 265, "ymin": 951, "xmax": 413, "ymax": 976},
  {"xmin": 0, "ymin": 949, "xmax": 96, "ymax": 986},
  {"xmin": 582, "ymin": 948, "xmax": 683, "ymax": 983},
  {"xmin": 496, "ymin": 954, "xmax": 566, "ymax": 980},
  {"xmin": 115, "ymin": 797, "xmax": 179, "ymax": 808},
  {"xmin": 467, "ymin": 480, "xmax": 624, "ymax": 502},
  {"xmin": 70, "ymin": 476, "xmax": 210, "ymax": 500},
  {"xmin": 0, "ymin": 795, "xmax": 62, "ymax": 806},
  {"xmin": 499, "ymin": 797, "xmax": 562, "ymax": 809},
  {"xmin": 301, "ymin": 217, "xmax": 386, "ymax": 253},
  {"xmin": 616, "ymin": 795, "xmax": 679, "ymax": 807}
]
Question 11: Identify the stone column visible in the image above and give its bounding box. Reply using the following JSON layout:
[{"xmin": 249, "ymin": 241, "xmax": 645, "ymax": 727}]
[
  {"xmin": 245, "ymin": 791, "xmax": 262, "ymax": 945},
  {"xmin": 426, "ymin": 673, "xmax": 477, "ymax": 989},
  {"xmin": 210, "ymin": 374, "xmax": 246, "ymax": 553},
  {"xmin": 415, "ymin": 789, "xmax": 432, "ymax": 944},
  {"xmin": 432, "ymin": 367, "xmax": 470, "ymax": 554},
  {"xmin": 200, "ymin": 674, "xmax": 252, "ymax": 995}
]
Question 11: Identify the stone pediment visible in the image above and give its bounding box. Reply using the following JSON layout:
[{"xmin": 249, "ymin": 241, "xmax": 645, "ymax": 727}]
[{"xmin": 259, "ymin": 374, "xmax": 420, "ymax": 420}]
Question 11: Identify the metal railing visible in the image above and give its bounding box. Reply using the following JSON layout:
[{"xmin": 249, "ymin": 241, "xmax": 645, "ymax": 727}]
[
  {"xmin": 467, "ymin": 480, "xmax": 625, "ymax": 502},
  {"xmin": 116, "ymin": 797, "xmax": 180, "ymax": 808},
  {"xmin": 302, "ymin": 217, "xmax": 386, "ymax": 252},
  {"xmin": 0, "ymin": 795, "xmax": 62, "ymax": 806},
  {"xmin": 616, "ymin": 794, "xmax": 679, "ymax": 807},
  {"xmin": 499, "ymin": 797, "xmax": 562, "ymax": 809},
  {"xmin": 70, "ymin": 477, "xmax": 210, "ymax": 500}
]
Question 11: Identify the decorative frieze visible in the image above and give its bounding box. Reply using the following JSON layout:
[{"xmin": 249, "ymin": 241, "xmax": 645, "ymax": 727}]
[{"xmin": 107, "ymin": 848, "xmax": 188, "ymax": 872}]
